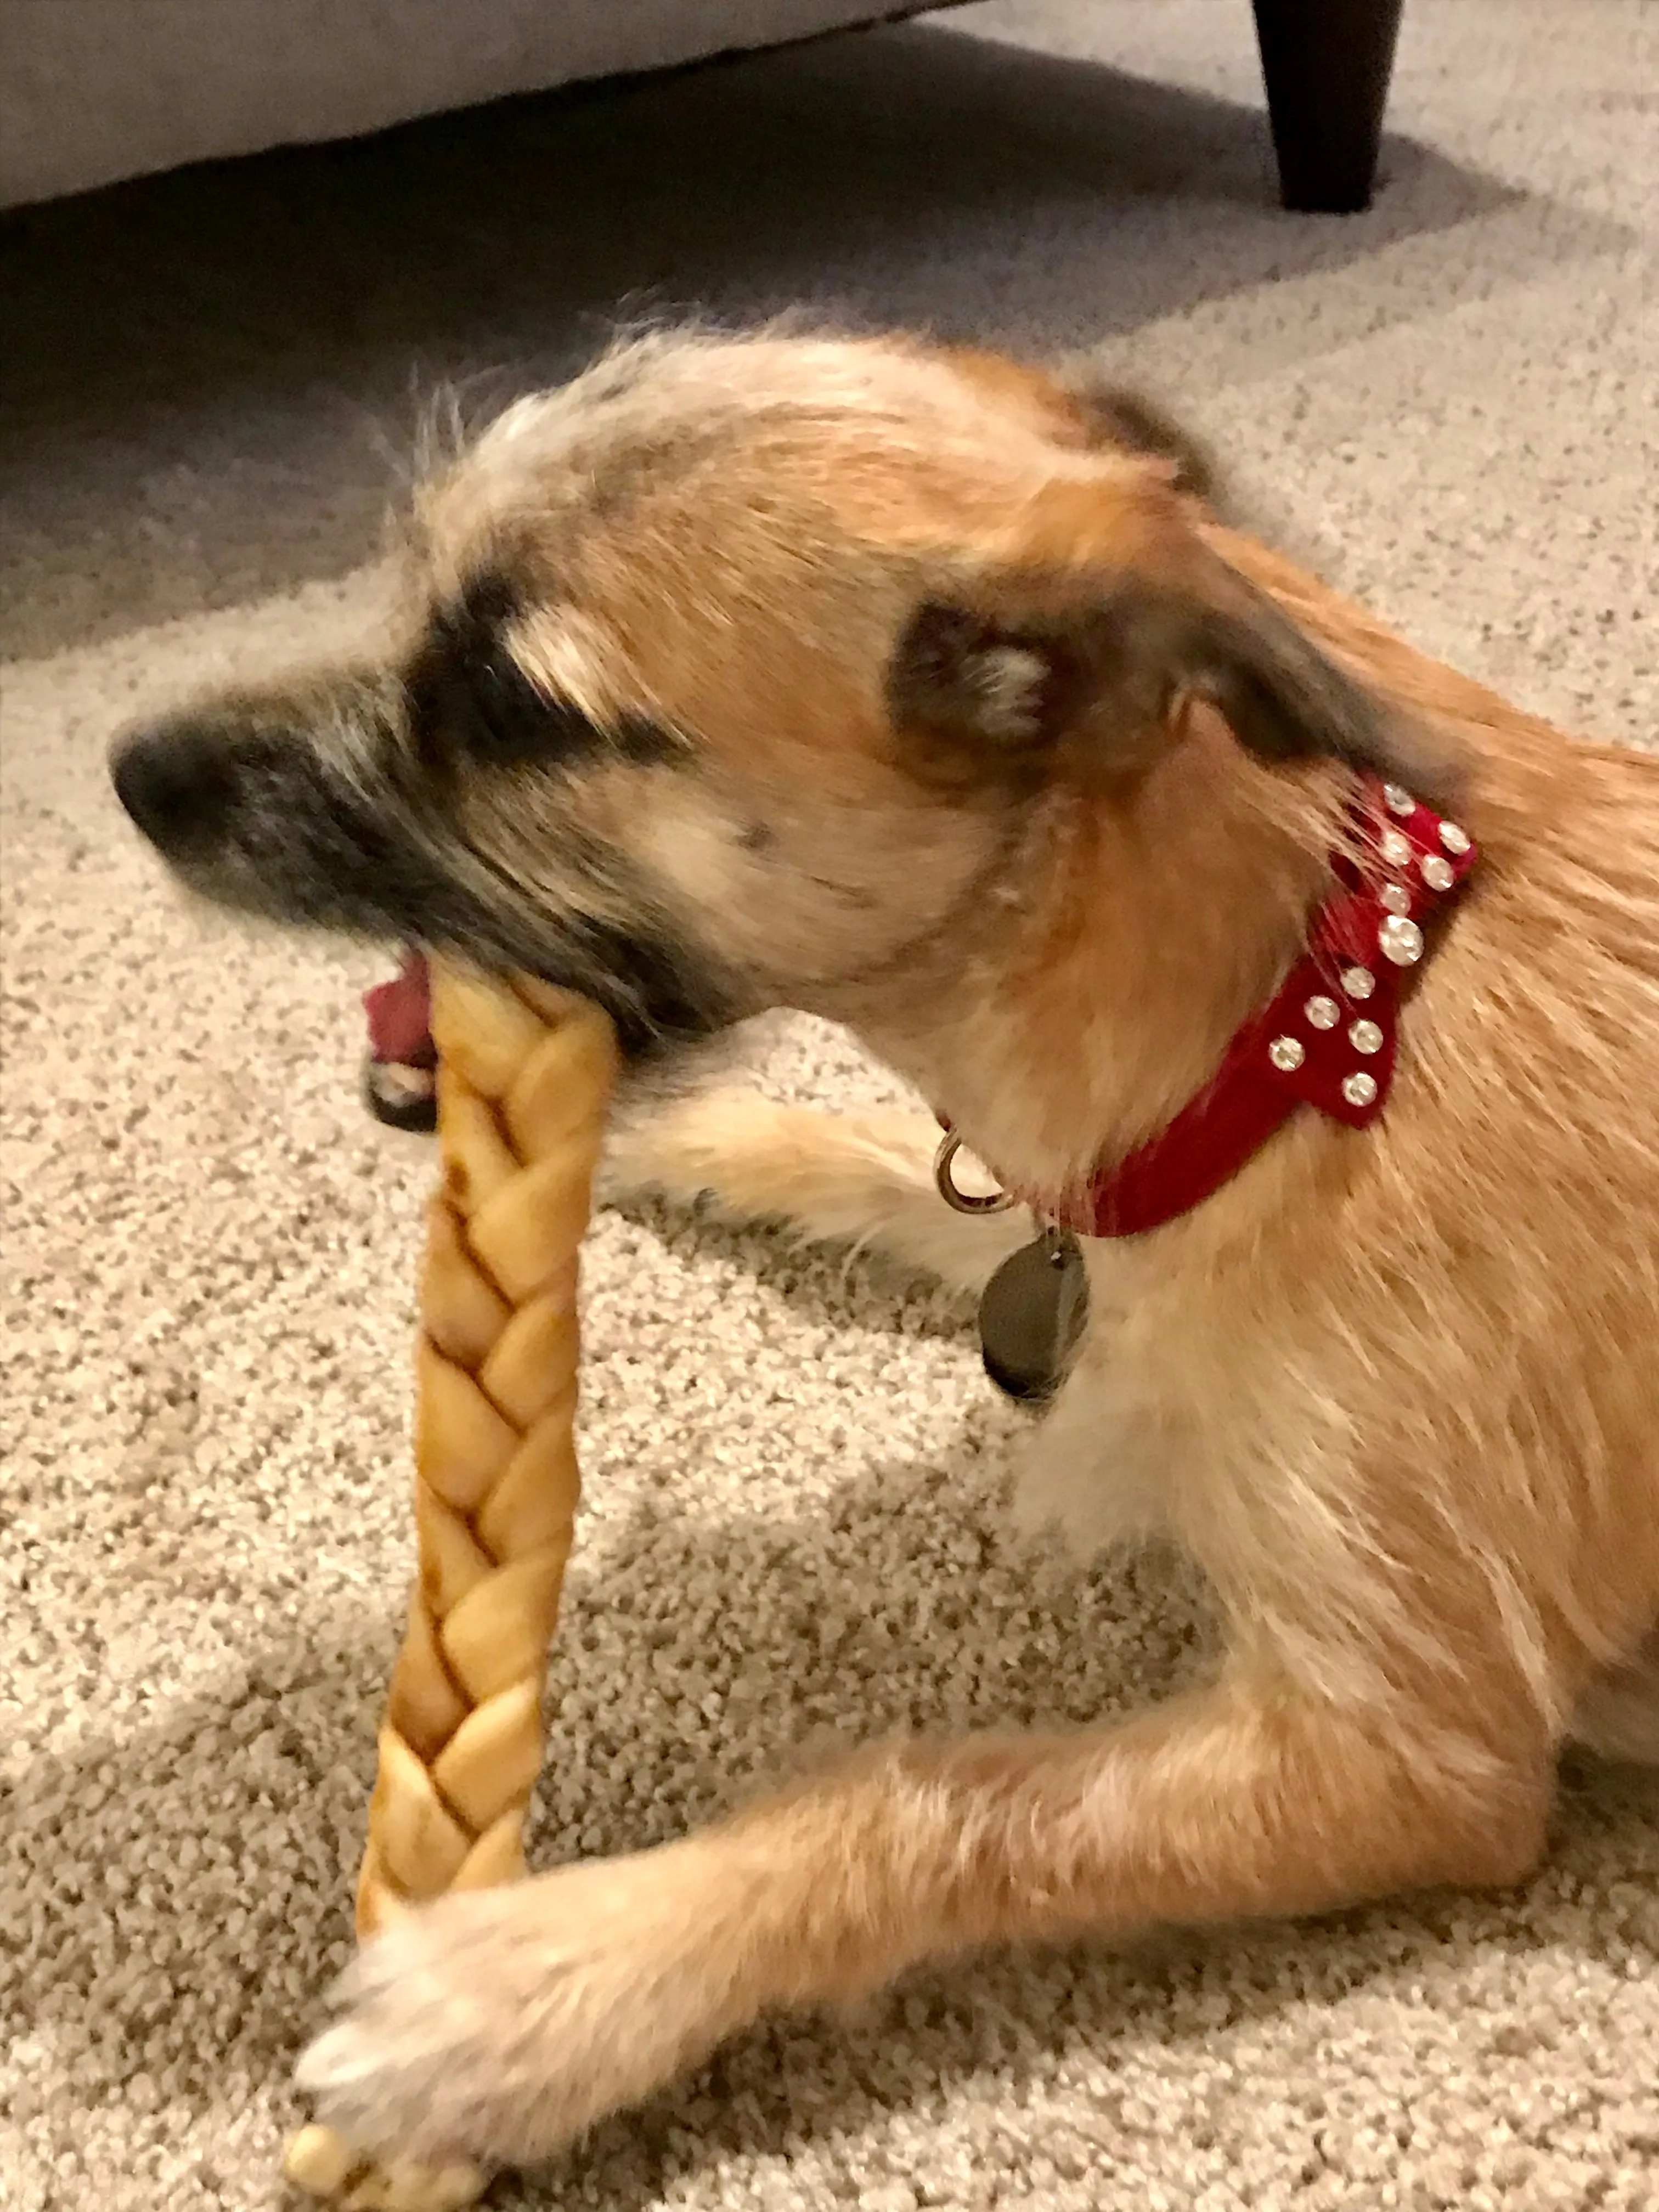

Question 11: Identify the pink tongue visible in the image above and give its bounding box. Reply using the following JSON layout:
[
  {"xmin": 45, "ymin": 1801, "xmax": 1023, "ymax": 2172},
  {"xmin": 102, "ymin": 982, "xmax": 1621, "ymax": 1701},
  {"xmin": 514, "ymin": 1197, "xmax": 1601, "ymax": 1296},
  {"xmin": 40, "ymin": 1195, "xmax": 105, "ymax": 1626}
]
[{"xmin": 363, "ymin": 952, "xmax": 436, "ymax": 1066}]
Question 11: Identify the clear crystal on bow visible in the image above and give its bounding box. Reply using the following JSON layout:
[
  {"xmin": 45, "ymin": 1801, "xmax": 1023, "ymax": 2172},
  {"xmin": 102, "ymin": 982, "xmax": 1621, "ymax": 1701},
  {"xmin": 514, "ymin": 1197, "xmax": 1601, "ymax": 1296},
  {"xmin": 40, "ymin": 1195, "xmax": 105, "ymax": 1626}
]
[{"xmin": 1379, "ymin": 915, "xmax": 1424, "ymax": 966}]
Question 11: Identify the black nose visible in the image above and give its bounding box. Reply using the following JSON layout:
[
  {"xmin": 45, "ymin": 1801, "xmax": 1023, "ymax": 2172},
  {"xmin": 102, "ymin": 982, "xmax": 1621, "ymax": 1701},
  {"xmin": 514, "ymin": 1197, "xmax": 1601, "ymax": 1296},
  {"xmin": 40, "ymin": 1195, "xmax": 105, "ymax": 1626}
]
[{"xmin": 110, "ymin": 721, "xmax": 236, "ymax": 857}]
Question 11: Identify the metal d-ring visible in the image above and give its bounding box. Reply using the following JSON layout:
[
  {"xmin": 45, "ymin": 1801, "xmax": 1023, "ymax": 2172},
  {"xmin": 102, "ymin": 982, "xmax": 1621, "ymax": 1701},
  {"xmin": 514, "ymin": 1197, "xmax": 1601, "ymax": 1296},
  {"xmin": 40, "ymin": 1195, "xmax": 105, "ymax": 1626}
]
[{"xmin": 933, "ymin": 1128, "xmax": 1019, "ymax": 1216}]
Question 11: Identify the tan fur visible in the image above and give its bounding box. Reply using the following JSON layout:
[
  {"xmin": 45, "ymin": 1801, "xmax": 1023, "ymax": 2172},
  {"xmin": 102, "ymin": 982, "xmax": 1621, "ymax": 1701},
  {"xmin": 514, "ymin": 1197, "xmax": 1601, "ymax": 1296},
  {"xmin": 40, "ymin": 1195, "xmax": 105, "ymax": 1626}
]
[{"xmin": 189, "ymin": 327, "xmax": 1656, "ymax": 2171}]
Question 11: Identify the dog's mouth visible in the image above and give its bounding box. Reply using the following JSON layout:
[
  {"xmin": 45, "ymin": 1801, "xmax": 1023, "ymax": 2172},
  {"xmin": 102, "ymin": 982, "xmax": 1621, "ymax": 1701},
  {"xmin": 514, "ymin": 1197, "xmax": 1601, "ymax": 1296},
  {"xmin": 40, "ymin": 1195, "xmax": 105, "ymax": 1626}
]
[{"xmin": 110, "ymin": 717, "xmax": 740, "ymax": 1063}]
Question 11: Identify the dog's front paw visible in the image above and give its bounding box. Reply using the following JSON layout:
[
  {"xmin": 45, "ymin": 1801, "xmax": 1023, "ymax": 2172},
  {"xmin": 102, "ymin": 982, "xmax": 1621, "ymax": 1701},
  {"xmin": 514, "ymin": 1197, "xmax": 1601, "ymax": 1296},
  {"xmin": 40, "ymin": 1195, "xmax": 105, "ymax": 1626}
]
[{"xmin": 296, "ymin": 1848, "xmax": 751, "ymax": 2171}]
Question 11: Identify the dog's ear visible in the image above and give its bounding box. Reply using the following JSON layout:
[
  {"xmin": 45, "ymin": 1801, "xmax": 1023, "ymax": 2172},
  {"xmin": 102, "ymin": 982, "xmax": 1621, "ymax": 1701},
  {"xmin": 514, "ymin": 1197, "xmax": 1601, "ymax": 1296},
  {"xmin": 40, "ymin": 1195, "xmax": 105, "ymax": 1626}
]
[
  {"xmin": 887, "ymin": 564, "xmax": 1430, "ymax": 792},
  {"xmin": 884, "ymin": 601, "xmax": 1071, "ymax": 755},
  {"xmin": 1050, "ymin": 375, "xmax": 1220, "ymax": 502},
  {"xmin": 939, "ymin": 348, "xmax": 1218, "ymax": 501}
]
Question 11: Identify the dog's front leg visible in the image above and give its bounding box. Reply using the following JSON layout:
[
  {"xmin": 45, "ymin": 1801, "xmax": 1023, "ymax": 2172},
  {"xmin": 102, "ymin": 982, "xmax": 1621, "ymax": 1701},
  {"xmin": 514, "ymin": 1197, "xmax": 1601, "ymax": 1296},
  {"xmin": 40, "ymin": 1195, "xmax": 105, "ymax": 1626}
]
[{"xmin": 296, "ymin": 1672, "xmax": 1550, "ymax": 2171}]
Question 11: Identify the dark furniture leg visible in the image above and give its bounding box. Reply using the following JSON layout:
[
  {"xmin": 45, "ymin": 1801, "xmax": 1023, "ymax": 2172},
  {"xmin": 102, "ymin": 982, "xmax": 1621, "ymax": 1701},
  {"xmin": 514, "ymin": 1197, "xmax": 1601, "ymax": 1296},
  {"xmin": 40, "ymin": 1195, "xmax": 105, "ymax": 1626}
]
[{"xmin": 1251, "ymin": 0, "xmax": 1405, "ymax": 213}]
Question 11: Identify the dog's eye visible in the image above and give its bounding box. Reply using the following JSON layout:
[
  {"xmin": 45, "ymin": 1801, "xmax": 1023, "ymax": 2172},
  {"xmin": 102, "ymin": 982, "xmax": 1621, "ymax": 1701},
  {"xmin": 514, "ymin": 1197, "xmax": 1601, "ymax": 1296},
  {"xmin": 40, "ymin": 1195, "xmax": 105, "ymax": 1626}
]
[
  {"xmin": 405, "ymin": 611, "xmax": 590, "ymax": 770},
  {"xmin": 405, "ymin": 573, "xmax": 680, "ymax": 772}
]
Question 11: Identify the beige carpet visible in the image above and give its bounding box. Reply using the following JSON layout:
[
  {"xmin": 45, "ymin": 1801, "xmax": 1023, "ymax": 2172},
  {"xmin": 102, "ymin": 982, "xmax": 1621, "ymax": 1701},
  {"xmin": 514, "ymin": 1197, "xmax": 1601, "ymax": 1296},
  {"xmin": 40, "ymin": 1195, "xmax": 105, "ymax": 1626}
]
[{"xmin": 3, "ymin": 3, "xmax": 1656, "ymax": 2207}]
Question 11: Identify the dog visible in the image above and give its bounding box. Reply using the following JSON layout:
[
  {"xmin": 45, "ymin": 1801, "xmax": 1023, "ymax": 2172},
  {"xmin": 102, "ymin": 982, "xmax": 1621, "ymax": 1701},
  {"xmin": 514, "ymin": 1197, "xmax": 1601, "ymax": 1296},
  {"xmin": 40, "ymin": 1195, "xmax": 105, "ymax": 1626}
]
[{"xmin": 109, "ymin": 326, "xmax": 1659, "ymax": 2172}]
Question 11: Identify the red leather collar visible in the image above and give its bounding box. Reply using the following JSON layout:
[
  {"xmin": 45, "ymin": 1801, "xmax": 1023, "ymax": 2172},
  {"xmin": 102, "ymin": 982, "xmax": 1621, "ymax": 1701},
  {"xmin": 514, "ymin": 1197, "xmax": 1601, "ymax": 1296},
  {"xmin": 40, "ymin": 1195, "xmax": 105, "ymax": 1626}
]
[{"xmin": 946, "ymin": 778, "xmax": 1477, "ymax": 1240}]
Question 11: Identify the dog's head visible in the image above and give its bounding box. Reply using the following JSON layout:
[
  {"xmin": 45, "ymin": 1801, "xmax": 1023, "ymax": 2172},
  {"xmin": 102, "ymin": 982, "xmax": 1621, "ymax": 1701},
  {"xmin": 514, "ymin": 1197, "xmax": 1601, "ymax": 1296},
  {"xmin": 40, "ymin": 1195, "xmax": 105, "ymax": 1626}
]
[{"xmin": 111, "ymin": 329, "xmax": 1423, "ymax": 1068}]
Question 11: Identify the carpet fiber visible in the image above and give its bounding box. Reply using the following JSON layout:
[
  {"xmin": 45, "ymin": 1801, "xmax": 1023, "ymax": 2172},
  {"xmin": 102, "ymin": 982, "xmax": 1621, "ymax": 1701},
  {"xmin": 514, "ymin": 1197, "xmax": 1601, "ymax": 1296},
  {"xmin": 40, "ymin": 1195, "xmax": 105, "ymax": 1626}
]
[{"xmin": 3, "ymin": 4, "xmax": 1656, "ymax": 2207}]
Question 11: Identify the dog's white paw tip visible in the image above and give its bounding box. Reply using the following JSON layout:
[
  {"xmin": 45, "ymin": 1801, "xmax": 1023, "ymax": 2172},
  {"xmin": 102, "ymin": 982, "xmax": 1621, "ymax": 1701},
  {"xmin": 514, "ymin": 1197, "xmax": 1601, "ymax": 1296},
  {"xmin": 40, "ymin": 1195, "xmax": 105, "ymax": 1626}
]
[
  {"xmin": 294, "ymin": 2021, "xmax": 377, "ymax": 2099},
  {"xmin": 324, "ymin": 1950, "xmax": 393, "ymax": 2014}
]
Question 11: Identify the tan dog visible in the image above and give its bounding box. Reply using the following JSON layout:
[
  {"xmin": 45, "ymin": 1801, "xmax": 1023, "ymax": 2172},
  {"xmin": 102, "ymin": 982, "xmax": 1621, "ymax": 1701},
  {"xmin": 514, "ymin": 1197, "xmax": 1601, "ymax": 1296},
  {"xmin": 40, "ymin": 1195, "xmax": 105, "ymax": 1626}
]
[{"xmin": 109, "ymin": 328, "xmax": 1659, "ymax": 2171}]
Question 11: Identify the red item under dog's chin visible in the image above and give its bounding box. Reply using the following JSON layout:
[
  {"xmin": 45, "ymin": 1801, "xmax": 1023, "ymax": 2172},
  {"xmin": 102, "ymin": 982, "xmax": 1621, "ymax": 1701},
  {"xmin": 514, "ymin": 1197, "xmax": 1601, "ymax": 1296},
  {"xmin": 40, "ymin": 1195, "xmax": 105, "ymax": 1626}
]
[{"xmin": 363, "ymin": 952, "xmax": 436, "ymax": 1069}]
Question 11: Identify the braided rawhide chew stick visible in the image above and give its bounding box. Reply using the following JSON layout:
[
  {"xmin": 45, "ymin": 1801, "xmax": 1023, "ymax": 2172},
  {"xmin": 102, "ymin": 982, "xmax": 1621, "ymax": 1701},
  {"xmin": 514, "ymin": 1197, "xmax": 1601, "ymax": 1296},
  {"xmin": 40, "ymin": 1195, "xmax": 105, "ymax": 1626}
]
[{"xmin": 286, "ymin": 964, "xmax": 618, "ymax": 2211}]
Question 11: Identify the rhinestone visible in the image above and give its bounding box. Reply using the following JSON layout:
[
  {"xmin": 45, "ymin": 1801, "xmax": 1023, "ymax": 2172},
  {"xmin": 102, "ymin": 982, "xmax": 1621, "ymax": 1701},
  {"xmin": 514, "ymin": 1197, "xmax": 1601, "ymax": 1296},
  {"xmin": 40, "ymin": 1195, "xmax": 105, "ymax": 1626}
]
[
  {"xmin": 1380, "ymin": 828, "xmax": 1413, "ymax": 867},
  {"xmin": 1305, "ymin": 994, "xmax": 1340, "ymax": 1030},
  {"xmin": 1380, "ymin": 883, "xmax": 1413, "ymax": 916},
  {"xmin": 1342, "ymin": 1071, "xmax": 1379, "ymax": 1109},
  {"xmin": 1379, "ymin": 915, "xmax": 1424, "ymax": 966},
  {"xmin": 1440, "ymin": 821, "xmax": 1471, "ymax": 855},
  {"xmin": 1383, "ymin": 783, "xmax": 1416, "ymax": 817},
  {"xmin": 1269, "ymin": 1035, "xmax": 1306, "ymax": 1073},
  {"xmin": 1341, "ymin": 966, "xmax": 1376, "ymax": 1001},
  {"xmin": 1421, "ymin": 853, "xmax": 1455, "ymax": 891},
  {"xmin": 1349, "ymin": 1018, "xmax": 1384, "ymax": 1055}
]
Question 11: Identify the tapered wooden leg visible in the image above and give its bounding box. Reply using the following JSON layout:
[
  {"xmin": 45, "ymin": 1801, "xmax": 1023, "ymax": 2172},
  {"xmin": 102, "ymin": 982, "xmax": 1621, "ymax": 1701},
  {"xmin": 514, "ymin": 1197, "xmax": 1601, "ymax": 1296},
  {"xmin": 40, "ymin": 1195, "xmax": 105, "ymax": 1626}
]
[{"xmin": 1252, "ymin": 0, "xmax": 1406, "ymax": 213}]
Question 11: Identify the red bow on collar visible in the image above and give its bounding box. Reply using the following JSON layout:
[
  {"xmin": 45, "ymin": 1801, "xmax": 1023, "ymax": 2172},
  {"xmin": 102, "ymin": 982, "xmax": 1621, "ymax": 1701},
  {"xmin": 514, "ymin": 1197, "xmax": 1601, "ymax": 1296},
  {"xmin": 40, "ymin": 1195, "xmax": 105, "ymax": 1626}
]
[{"xmin": 945, "ymin": 778, "xmax": 1478, "ymax": 1240}]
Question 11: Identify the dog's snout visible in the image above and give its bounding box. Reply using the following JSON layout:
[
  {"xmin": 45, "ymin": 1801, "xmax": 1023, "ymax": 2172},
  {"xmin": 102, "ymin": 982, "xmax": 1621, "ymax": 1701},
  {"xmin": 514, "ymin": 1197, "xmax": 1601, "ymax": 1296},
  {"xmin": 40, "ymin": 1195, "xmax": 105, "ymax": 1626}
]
[{"xmin": 111, "ymin": 720, "xmax": 236, "ymax": 856}]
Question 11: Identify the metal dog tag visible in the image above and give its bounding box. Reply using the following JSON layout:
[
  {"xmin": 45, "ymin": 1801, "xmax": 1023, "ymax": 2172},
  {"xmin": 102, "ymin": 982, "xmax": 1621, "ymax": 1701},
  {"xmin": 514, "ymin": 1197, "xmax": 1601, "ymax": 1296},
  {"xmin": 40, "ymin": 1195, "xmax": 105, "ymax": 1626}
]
[{"xmin": 978, "ymin": 1225, "xmax": 1088, "ymax": 1403}]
